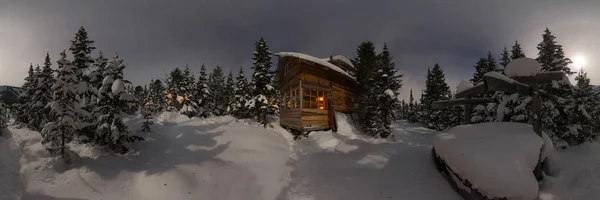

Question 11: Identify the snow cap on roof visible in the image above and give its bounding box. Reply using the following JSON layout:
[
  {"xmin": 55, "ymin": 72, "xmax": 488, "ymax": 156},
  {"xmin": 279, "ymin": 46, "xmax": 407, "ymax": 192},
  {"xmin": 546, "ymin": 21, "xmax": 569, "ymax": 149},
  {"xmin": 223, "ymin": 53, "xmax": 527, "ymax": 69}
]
[
  {"xmin": 274, "ymin": 52, "xmax": 355, "ymax": 80},
  {"xmin": 326, "ymin": 55, "xmax": 355, "ymax": 69}
]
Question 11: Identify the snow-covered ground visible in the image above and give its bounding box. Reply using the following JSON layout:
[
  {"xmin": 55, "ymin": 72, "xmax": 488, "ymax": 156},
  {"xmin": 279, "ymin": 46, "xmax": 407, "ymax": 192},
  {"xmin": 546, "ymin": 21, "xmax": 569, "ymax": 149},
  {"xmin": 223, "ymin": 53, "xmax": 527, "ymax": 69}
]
[
  {"xmin": 2, "ymin": 113, "xmax": 291, "ymax": 200},
  {"xmin": 1, "ymin": 112, "xmax": 600, "ymax": 200}
]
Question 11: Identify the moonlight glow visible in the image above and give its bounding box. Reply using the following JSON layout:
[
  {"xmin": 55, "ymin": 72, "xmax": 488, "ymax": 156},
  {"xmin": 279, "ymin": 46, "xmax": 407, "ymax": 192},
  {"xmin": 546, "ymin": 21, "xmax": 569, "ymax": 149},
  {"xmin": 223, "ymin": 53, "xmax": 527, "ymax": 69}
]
[{"xmin": 573, "ymin": 56, "xmax": 586, "ymax": 69}]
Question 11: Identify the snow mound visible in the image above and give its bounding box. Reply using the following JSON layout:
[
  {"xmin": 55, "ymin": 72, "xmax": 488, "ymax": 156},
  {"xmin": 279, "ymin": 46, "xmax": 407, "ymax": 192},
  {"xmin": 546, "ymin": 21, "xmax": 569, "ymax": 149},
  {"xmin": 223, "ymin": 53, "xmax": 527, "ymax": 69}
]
[
  {"xmin": 156, "ymin": 111, "xmax": 195, "ymax": 125},
  {"xmin": 504, "ymin": 57, "xmax": 541, "ymax": 77},
  {"xmin": 456, "ymin": 81, "xmax": 472, "ymax": 93},
  {"xmin": 433, "ymin": 122, "xmax": 544, "ymax": 199}
]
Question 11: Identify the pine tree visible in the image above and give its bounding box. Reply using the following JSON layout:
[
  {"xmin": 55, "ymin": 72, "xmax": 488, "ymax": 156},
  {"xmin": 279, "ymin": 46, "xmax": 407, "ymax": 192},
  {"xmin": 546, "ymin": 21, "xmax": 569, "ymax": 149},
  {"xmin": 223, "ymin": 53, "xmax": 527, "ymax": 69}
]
[
  {"xmin": 41, "ymin": 51, "xmax": 82, "ymax": 163},
  {"xmin": 93, "ymin": 54, "xmax": 143, "ymax": 153},
  {"xmin": 224, "ymin": 70, "xmax": 235, "ymax": 114},
  {"xmin": 194, "ymin": 64, "xmax": 211, "ymax": 118},
  {"xmin": 14, "ymin": 64, "xmax": 36, "ymax": 126},
  {"xmin": 373, "ymin": 43, "xmax": 402, "ymax": 138},
  {"xmin": 470, "ymin": 58, "xmax": 488, "ymax": 84},
  {"xmin": 208, "ymin": 66, "xmax": 226, "ymax": 116},
  {"xmin": 69, "ymin": 27, "xmax": 98, "ymax": 139},
  {"xmin": 147, "ymin": 79, "xmax": 166, "ymax": 113},
  {"xmin": 30, "ymin": 54, "xmax": 56, "ymax": 131},
  {"xmin": 69, "ymin": 26, "xmax": 97, "ymax": 106},
  {"xmin": 232, "ymin": 66, "xmax": 250, "ymax": 119},
  {"xmin": 141, "ymin": 104, "xmax": 153, "ymax": 132},
  {"xmin": 133, "ymin": 85, "xmax": 147, "ymax": 112},
  {"xmin": 247, "ymin": 38, "xmax": 275, "ymax": 127},
  {"xmin": 511, "ymin": 41, "xmax": 526, "ymax": 59},
  {"xmin": 351, "ymin": 42, "xmax": 378, "ymax": 131},
  {"xmin": 407, "ymin": 89, "xmax": 418, "ymax": 123},
  {"xmin": 179, "ymin": 66, "xmax": 197, "ymax": 118},
  {"xmin": 485, "ymin": 51, "xmax": 500, "ymax": 73},
  {"xmin": 91, "ymin": 52, "xmax": 108, "ymax": 95},
  {"xmin": 421, "ymin": 64, "xmax": 451, "ymax": 130},
  {"xmin": 535, "ymin": 28, "xmax": 576, "ymax": 147},
  {"xmin": 166, "ymin": 68, "xmax": 185, "ymax": 111},
  {"xmin": 564, "ymin": 69, "xmax": 598, "ymax": 146},
  {"xmin": 26, "ymin": 65, "xmax": 42, "ymax": 129},
  {"xmin": 499, "ymin": 47, "xmax": 511, "ymax": 69},
  {"xmin": 536, "ymin": 28, "xmax": 574, "ymax": 74}
]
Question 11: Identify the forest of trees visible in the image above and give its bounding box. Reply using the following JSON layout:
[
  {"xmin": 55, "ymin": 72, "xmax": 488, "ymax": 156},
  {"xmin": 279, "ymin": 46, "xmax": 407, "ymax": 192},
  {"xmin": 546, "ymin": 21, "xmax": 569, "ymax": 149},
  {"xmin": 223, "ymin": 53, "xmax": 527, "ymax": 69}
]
[
  {"xmin": 3, "ymin": 27, "xmax": 279, "ymax": 162},
  {"xmin": 395, "ymin": 28, "xmax": 600, "ymax": 149}
]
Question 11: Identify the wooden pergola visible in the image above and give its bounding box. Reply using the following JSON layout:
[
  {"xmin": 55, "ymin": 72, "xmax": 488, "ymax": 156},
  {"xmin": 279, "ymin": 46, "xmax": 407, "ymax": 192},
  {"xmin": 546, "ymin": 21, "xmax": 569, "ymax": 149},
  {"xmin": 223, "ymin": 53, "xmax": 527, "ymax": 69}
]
[{"xmin": 433, "ymin": 71, "xmax": 568, "ymax": 137}]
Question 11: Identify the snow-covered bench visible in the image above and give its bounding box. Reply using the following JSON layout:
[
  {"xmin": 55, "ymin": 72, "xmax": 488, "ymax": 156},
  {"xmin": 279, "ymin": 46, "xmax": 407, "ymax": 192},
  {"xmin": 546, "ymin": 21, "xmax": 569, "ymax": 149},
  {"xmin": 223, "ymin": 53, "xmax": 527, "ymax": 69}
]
[
  {"xmin": 431, "ymin": 58, "xmax": 568, "ymax": 200},
  {"xmin": 432, "ymin": 122, "xmax": 552, "ymax": 200}
]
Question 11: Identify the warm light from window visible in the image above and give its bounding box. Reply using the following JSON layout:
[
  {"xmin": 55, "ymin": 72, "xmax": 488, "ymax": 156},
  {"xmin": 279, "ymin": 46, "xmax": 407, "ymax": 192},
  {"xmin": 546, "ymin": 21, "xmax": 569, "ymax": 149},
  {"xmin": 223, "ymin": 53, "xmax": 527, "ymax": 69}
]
[{"xmin": 317, "ymin": 97, "xmax": 324, "ymax": 102}]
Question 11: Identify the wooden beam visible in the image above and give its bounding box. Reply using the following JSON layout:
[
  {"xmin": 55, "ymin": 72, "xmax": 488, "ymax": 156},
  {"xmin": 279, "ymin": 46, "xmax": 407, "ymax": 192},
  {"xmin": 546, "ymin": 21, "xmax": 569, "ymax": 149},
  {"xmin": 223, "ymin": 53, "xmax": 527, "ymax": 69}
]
[
  {"xmin": 483, "ymin": 74, "xmax": 533, "ymax": 96},
  {"xmin": 511, "ymin": 71, "xmax": 569, "ymax": 85},
  {"xmin": 432, "ymin": 98, "xmax": 496, "ymax": 108},
  {"xmin": 455, "ymin": 83, "xmax": 486, "ymax": 98}
]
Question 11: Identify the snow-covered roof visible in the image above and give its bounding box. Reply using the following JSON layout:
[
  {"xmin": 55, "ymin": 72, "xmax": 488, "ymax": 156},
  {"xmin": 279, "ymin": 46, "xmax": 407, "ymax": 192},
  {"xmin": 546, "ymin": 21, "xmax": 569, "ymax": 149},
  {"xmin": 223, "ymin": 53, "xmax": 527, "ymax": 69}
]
[
  {"xmin": 275, "ymin": 52, "xmax": 355, "ymax": 80},
  {"xmin": 324, "ymin": 55, "xmax": 355, "ymax": 69}
]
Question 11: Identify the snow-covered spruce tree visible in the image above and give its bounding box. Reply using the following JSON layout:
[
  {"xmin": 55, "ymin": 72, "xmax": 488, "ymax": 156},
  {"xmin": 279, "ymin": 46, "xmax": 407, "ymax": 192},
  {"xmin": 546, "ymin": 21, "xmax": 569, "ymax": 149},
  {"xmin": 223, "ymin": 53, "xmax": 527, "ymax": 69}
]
[
  {"xmin": 407, "ymin": 89, "xmax": 418, "ymax": 123},
  {"xmin": 511, "ymin": 41, "xmax": 526, "ymax": 59},
  {"xmin": 499, "ymin": 47, "xmax": 511, "ymax": 70},
  {"xmin": 14, "ymin": 64, "xmax": 36, "ymax": 126},
  {"xmin": 29, "ymin": 54, "xmax": 56, "ymax": 131},
  {"xmin": 179, "ymin": 66, "xmax": 197, "ymax": 118},
  {"xmin": 133, "ymin": 85, "xmax": 146, "ymax": 111},
  {"xmin": 247, "ymin": 38, "xmax": 276, "ymax": 127},
  {"xmin": 351, "ymin": 42, "xmax": 378, "ymax": 133},
  {"xmin": 147, "ymin": 79, "xmax": 166, "ymax": 113},
  {"xmin": 421, "ymin": 64, "xmax": 452, "ymax": 130},
  {"xmin": 469, "ymin": 58, "xmax": 488, "ymax": 85},
  {"xmin": 26, "ymin": 65, "xmax": 42, "ymax": 129},
  {"xmin": 372, "ymin": 43, "xmax": 402, "ymax": 138},
  {"xmin": 536, "ymin": 28, "xmax": 575, "ymax": 148},
  {"xmin": 94, "ymin": 54, "xmax": 143, "ymax": 153},
  {"xmin": 141, "ymin": 104, "xmax": 153, "ymax": 132},
  {"xmin": 564, "ymin": 69, "xmax": 599, "ymax": 146},
  {"xmin": 165, "ymin": 68, "xmax": 185, "ymax": 111},
  {"xmin": 224, "ymin": 70, "xmax": 235, "ymax": 114},
  {"xmin": 194, "ymin": 64, "xmax": 211, "ymax": 118},
  {"xmin": 90, "ymin": 52, "xmax": 108, "ymax": 93},
  {"xmin": 232, "ymin": 66, "xmax": 251, "ymax": 119},
  {"xmin": 536, "ymin": 28, "xmax": 574, "ymax": 75},
  {"xmin": 69, "ymin": 26, "xmax": 98, "ymax": 138},
  {"xmin": 208, "ymin": 66, "xmax": 226, "ymax": 116},
  {"xmin": 41, "ymin": 51, "xmax": 83, "ymax": 163}
]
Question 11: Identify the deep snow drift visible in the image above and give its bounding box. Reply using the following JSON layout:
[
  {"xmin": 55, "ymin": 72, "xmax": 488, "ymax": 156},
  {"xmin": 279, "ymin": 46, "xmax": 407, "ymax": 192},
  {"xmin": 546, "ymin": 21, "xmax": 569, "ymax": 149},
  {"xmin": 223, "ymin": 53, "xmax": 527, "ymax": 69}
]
[{"xmin": 3, "ymin": 113, "xmax": 291, "ymax": 200}]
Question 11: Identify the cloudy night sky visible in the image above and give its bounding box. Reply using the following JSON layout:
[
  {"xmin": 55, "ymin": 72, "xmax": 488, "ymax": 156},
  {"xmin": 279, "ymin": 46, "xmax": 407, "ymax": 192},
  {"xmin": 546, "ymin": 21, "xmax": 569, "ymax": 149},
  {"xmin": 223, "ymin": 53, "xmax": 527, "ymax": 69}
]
[{"xmin": 1, "ymin": 0, "xmax": 599, "ymax": 101}]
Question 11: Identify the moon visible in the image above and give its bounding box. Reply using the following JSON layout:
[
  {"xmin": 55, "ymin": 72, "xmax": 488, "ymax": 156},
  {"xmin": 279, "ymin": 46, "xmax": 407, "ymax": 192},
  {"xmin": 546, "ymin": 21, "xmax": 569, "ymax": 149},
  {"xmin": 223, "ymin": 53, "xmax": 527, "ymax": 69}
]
[{"xmin": 573, "ymin": 55, "xmax": 586, "ymax": 69}]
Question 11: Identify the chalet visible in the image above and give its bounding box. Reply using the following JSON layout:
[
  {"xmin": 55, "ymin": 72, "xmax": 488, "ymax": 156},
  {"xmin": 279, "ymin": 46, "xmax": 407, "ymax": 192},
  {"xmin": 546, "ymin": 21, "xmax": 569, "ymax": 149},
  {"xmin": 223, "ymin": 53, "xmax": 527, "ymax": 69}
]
[{"xmin": 274, "ymin": 52, "xmax": 358, "ymax": 134}]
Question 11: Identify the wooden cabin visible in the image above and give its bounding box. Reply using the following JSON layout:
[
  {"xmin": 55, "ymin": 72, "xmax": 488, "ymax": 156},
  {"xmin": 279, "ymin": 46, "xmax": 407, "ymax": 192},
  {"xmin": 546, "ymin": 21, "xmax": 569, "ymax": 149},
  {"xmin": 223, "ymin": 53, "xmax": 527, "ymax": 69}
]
[{"xmin": 274, "ymin": 52, "xmax": 358, "ymax": 134}]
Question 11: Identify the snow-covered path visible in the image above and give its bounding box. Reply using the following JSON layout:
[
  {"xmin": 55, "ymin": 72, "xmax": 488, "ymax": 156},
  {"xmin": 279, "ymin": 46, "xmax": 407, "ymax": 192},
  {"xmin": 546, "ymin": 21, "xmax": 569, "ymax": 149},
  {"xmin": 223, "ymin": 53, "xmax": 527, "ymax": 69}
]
[{"xmin": 285, "ymin": 120, "xmax": 462, "ymax": 200}]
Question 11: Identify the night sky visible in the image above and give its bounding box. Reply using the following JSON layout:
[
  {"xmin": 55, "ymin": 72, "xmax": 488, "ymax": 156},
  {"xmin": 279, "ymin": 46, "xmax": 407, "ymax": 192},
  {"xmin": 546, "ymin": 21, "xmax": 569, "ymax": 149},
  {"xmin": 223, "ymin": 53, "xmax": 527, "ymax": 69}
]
[{"xmin": 1, "ymin": 0, "xmax": 599, "ymax": 100}]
